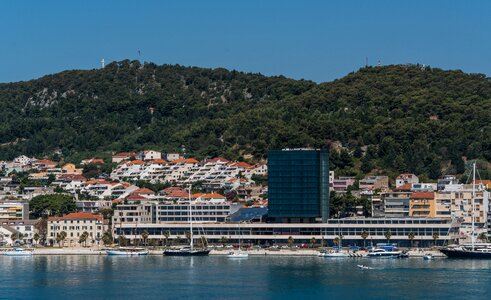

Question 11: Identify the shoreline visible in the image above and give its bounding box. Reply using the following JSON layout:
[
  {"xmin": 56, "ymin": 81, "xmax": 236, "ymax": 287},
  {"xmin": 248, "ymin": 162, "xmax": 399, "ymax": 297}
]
[{"xmin": 1, "ymin": 248, "xmax": 446, "ymax": 257}]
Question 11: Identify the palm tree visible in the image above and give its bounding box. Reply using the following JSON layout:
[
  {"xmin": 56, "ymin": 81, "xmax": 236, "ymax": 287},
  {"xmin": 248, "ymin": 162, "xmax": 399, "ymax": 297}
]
[
  {"xmin": 79, "ymin": 232, "xmax": 88, "ymax": 247},
  {"xmin": 478, "ymin": 232, "xmax": 488, "ymax": 243},
  {"xmin": 33, "ymin": 233, "xmax": 40, "ymax": 247},
  {"xmin": 102, "ymin": 230, "xmax": 113, "ymax": 246},
  {"xmin": 384, "ymin": 230, "xmax": 392, "ymax": 244},
  {"xmin": 432, "ymin": 231, "xmax": 439, "ymax": 246},
  {"xmin": 219, "ymin": 236, "xmax": 228, "ymax": 247},
  {"xmin": 333, "ymin": 237, "xmax": 340, "ymax": 246},
  {"xmin": 185, "ymin": 232, "xmax": 191, "ymax": 244},
  {"xmin": 118, "ymin": 235, "xmax": 127, "ymax": 246},
  {"xmin": 163, "ymin": 231, "xmax": 170, "ymax": 247},
  {"xmin": 10, "ymin": 232, "xmax": 18, "ymax": 245},
  {"xmin": 287, "ymin": 236, "xmax": 294, "ymax": 248},
  {"xmin": 141, "ymin": 230, "xmax": 149, "ymax": 246},
  {"xmin": 310, "ymin": 237, "xmax": 316, "ymax": 248},
  {"xmin": 361, "ymin": 230, "xmax": 369, "ymax": 248},
  {"xmin": 58, "ymin": 231, "xmax": 67, "ymax": 248},
  {"xmin": 408, "ymin": 232, "xmax": 416, "ymax": 248}
]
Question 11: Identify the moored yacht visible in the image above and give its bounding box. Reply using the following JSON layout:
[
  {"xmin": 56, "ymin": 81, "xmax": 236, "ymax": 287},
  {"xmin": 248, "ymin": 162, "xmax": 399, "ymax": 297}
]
[
  {"xmin": 366, "ymin": 248, "xmax": 402, "ymax": 258},
  {"xmin": 440, "ymin": 163, "xmax": 491, "ymax": 259},
  {"xmin": 4, "ymin": 248, "xmax": 33, "ymax": 256},
  {"xmin": 106, "ymin": 247, "xmax": 148, "ymax": 256},
  {"xmin": 318, "ymin": 250, "xmax": 349, "ymax": 257},
  {"xmin": 163, "ymin": 185, "xmax": 210, "ymax": 257}
]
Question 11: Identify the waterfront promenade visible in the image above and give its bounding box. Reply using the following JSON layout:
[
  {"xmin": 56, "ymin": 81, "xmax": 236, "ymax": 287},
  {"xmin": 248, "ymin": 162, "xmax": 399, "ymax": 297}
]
[{"xmin": 1, "ymin": 247, "xmax": 445, "ymax": 257}]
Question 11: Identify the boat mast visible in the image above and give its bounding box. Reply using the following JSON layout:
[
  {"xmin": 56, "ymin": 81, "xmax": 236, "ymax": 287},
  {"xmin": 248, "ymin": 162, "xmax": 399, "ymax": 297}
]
[
  {"xmin": 189, "ymin": 184, "xmax": 193, "ymax": 250},
  {"xmin": 471, "ymin": 162, "xmax": 476, "ymax": 251}
]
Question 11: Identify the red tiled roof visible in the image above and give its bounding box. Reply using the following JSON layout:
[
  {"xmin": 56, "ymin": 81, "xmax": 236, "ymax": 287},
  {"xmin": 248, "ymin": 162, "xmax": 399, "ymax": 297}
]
[
  {"xmin": 150, "ymin": 159, "xmax": 167, "ymax": 164},
  {"xmin": 200, "ymin": 193, "xmax": 225, "ymax": 199},
  {"xmin": 133, "ymin": 188, "xmax": 154, "ymax": 194},
  {"xmin": 83, "ymin": 158, "xmax": 105, "ymax": 165},
  {"xmin": 395, "ymin": 183, "xmax": 412, "ymax": 191},
  {"xmin": 129, "ymin": 160, "xmax": 145, "ymax": 165},
  {"xmin": 171, "ymin": 158, "xmax": 199, "ymax": 164},
  {"xmin": 161, "ymin": 186, "xmax": 184, "ymax": 194},
  {"xmin": 411, "ymin": 192, "xmax": 434, "ymax": 199},
  {"xmin": 83, "ymin": 179, "xmax": 116, "ymax": 185},
  {"xmin": 202, "ymin": 157, "xmax": 229, "ymax": 164},
  {"xmin": 166, "ymin": 191, "xmax": 189, "ymax": 198},
  {"xmin": 126, "ymin": 193, "xmax": 148, "ymax": 200},
  {"xmin": 58, "ymin": 174, "xmax": 86, "ymax": 181},
  {"xmin": 49, "ymin": 212, "xmax": 103, "ymax": 221},
  {"xmin": 234, "ymin": 162, "xmax": 252, "ymax": 168}
]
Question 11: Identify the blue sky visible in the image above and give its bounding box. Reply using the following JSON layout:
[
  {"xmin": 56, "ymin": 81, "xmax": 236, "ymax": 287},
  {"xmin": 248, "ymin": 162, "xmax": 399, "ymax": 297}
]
[{"xmin": 1, "ymin": 0, "xmax": 490, "ymax": 83}]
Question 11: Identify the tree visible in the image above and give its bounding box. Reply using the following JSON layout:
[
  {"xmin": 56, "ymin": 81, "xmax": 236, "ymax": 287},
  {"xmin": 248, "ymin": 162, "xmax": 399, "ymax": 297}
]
[
  {"xmin": 141, "ymin": 230, "xmax": 149, "ymax": 246},
  {"xmin": 361, "ymin": 230, "xmax": 369, "ymax": 248},
  {"xmin": 432, "ymin": 231, "xmax": 439, "ymax": 246},
  {"xmin": 408, "ymin": 232, "xmax": 416, "ymax": 248},
  {"xmin": 478, "ymin": 232, "xmax": 488, "ymax": 243},
  {"xmin": 220, "ymin": 236, "xmax": 228, "ymax": 247},
  {"xmin": 33, "ymin": 233, "xmax": 40, "ymax": 247},
  {"xmin": 79, "ymin": 231, "xmax": 89, "ymax": 247},
  {"xmin": 384, "ymin": 230, "xmax": 392, "ymax": 243},
  {"xmin": 163, "ymin": 231, "xmax": 170, "ymax": 247},
  {"xmin": 287, "ymin": 236, "xmax": 294, "ymax": 248},
  {"xmin": 102, "ymin": 230, "xmax": 113, "ymax": 246},
  {"xmin": 118, "ymin": 235, "xmax": 127, "ymax": 246},
  {"xmin": 310, "ymin": 237, "xmax": 316, "ymax": 248},
  {"xmin": 34, "ymin": 219, "xmax": 47, "ymax": 245},
  {"xmin": 57, "ymin": 231, "xmax": 67, "ymax": 248},
  {"xmin": 333, "ymin": 237, "xmax": 340, "ymax": 246},
  {"xmin": 29, "ymin": 194, "xmax": 77, "ymax": 219}
]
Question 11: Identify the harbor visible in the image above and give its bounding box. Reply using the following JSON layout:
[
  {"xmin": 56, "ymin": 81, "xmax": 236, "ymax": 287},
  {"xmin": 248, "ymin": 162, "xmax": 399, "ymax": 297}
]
[{"xmin": 0, "ymin": 254, "xmax": 489, "ymax": 299}]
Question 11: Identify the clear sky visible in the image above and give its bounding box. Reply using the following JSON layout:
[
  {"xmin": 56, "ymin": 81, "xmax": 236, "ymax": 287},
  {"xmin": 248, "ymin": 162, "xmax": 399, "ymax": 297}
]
[{"xmin": 1, "ymin": 0, "xmax": 490, "ymax": 83}]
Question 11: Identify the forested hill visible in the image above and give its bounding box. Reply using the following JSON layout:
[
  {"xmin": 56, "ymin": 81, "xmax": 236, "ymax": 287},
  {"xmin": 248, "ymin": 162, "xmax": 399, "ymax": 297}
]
[{"xmin": 0, "ymin": 61, "xmax": 490, "ymax": 179}]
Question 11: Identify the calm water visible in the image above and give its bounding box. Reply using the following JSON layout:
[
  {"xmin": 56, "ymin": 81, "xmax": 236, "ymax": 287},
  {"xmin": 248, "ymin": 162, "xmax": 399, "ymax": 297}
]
[{"xmin": 1, "ymin": 255, "xmax": 490, "ymax": 299}]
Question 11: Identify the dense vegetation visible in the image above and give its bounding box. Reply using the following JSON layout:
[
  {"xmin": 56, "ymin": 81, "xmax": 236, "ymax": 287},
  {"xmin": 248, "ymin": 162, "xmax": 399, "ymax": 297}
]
[{"xmin": 0, "ymin": 61, "xmax": 490, "ymax": 179}]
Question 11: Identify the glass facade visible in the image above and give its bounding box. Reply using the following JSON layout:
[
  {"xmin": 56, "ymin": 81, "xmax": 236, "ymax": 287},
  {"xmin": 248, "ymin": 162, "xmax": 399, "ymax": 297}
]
[{"xmin": 268, "ymin": 149, "xmax": 330, "ymax": 222}]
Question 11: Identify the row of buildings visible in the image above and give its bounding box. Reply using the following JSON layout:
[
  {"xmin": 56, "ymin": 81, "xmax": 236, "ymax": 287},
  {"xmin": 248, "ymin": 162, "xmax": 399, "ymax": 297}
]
[{"xmin": 1, "ymin": 149, "xmax": 490, "ymax": 248}]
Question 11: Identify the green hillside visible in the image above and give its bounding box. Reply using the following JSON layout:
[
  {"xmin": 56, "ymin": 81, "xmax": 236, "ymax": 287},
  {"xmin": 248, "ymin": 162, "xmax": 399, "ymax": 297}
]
[{"xmin": 0, "ymin": 61, "xmax": 490, "ymax": 179}]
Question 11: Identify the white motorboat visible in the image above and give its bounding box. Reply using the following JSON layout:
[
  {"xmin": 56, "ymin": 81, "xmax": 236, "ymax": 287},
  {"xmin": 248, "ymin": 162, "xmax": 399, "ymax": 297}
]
[
  {"xmin": 423, "ymin": 254, "xmax": 433, "ymax": 260},
  {"xmin": 227, "ymin": 251, "xmax": 249, "ymax": 258},
  {"xmin": 318, "ymin": 250, "xmax": 349, "ymax": 258},
  {"xmin": 106, "ymin": 247, "xmax": 148, "ymax": 256},
  {"xmin": 4, "ymin": 248, "xmax": 33, "ymax": 256},
  {"xmin": 366, "ymin": 248, "xmax": 402, "ymax": 258},
  {"xmin": 357, "ymin": 264, "xmax": 374, "ymax": 270}
]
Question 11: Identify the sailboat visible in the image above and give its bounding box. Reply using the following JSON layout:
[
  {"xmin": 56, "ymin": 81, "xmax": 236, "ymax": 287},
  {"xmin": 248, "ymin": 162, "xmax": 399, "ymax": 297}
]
[
  {"xmin": 164, "ymin": 185, "xmax": 210, "ymax": 256},
  {"xmin": 227, "ymin": 225, "xmax": 248, "ymax": 258},
  {"xmin": 319, "ymin": 226, "xmax": 349, "ymax": 257},
  {"xmin": 440, "ymin": 162, "xmax": 491, "ymax": 258}
]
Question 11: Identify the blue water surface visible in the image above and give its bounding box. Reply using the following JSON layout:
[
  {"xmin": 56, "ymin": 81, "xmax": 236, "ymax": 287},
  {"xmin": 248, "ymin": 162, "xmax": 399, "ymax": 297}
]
[{"xmin": 0, "ymin": 255, "xmax": 490, "ymax": 299}]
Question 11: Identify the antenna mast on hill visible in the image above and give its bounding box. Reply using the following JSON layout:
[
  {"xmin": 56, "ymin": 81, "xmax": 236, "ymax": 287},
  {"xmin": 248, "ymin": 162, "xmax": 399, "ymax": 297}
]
[{"xmin": 101, "ymin": 58, "xmax": 105, "ymax": 68}]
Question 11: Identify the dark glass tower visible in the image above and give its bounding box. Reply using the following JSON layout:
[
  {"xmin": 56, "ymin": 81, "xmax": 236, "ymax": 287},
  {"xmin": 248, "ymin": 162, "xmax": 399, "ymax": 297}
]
[{"xmin": 268, "ymin": 149, "xmax": 330, "ymax": 223}]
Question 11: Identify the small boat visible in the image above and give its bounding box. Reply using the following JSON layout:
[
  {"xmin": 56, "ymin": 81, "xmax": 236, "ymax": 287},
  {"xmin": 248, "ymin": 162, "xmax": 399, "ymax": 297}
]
[
  {"xmin": 357, "ymin": 264, "xmax": 374, "ymax": 270},
  {"xmin": 164, "ymin": 247, "xmax": 211, "ymax": 256},
  {"xmin": 163, "ymin": 185, "xmax": 210, "ymax": 257},
  {"xmin": 423, "ymin": 254, "xmax": 433, "ymax": 260},
  {"xmin": 106, "ymin": 247, "xmax": 148, "ymax": 256},
  {"xmin": 366, "ymin": 248, "xmax": 402, "ymax": 258},
  {"xmin": 227, "ymin": 251, "xmax": 249, "ymax": 258},
  {"xmin": 318, "ymin": 250, "xmax": 349, "ymax": 258},
  {"xmin": 4, "ymin": 248, "xmax": 33, "ymax": 256}
]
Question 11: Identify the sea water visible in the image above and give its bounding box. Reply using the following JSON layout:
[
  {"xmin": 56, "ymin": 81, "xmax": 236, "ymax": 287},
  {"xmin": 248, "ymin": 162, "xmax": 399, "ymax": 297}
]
[{"xmin": 0, "ymin": 255, "xmax": 490, "ymax": 299}]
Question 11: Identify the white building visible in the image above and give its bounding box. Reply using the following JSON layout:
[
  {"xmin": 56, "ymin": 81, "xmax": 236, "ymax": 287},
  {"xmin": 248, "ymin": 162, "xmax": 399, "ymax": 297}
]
[{"xmin": 47, "ymin": 212, "xmax": 106, "ymax": 247}]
